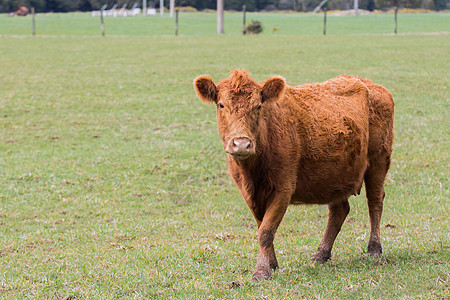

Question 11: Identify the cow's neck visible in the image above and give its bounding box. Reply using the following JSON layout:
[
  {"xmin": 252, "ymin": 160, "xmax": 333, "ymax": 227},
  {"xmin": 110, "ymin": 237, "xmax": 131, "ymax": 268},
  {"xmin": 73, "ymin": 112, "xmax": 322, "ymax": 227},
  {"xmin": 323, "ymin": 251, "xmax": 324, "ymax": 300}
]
[{"xmin": 229, "ymin": 153, "xmax": 275, "ymax": 220}]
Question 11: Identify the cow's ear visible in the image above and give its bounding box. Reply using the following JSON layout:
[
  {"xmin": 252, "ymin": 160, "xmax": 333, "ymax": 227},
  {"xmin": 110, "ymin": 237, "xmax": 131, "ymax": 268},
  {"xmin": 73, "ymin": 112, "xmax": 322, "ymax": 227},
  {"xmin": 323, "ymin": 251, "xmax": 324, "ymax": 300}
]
[
  {"xmin": 261, "ymin": 76, "xmax": 286, "ymax": 103},
  {"xmin": 194, "ymin": 76, "xmax": 218, "ymax": 103}
]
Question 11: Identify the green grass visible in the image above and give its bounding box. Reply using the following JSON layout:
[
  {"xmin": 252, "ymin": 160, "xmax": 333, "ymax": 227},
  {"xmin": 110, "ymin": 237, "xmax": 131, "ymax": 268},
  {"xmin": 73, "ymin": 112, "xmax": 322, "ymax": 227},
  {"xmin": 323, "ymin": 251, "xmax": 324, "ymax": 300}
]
[
  {"xmin": 1, "ymin": 11, "xmax": 449, "ymax": 36},
  {"xmin": 0, "ymin": 12, "xmax": 449, "ymax": 299}
]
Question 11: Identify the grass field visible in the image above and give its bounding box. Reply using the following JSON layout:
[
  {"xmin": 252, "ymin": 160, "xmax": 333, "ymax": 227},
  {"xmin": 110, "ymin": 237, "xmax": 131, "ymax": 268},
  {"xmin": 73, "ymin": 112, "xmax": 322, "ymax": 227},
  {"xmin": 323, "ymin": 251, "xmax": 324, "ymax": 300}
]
[
  {"xmin": 0, "ymin": 12, "xmax": 449, "ymax": 299},
  {"xmin": 1, "ymin": 11, "xmax": 450, "ymax": 36}
]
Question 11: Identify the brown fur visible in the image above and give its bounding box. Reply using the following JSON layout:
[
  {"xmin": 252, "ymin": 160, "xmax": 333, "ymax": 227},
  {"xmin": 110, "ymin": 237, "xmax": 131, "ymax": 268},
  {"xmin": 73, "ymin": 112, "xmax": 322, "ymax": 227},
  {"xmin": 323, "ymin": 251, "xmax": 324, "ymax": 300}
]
[
  {"xmin": 194, "ymin": 69, "xmax": 394, "ymax": 280},
  {"xmin": 14, "ymin": 6, "xmax": 29, "ymax": 16}
]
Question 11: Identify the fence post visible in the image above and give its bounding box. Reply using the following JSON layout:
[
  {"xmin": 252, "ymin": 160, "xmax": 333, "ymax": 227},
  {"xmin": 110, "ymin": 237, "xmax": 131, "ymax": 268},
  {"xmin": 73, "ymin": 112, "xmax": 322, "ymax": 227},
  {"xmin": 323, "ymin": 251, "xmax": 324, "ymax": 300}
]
[
  {"xmin": 175, "ymin": 10, "xmax": 178, "ymax": 35},
  {"xmin": 323, "ymin": 8, "xmax": 327, "ymax": 35},
  {"xmin": 31, "ymin": 7, "xmax": 35, "ymax": 36},
  {"xmin": 394, "ymin": 7, "xmax": 398, "ymax": 34},
  {"xmin": 100, "ymin": 8, "xmax": 105, "ymax": 36},
  {"xmin": 217, "ymin": 0, "xmax": 224, "ymax": 34},
  {"xmin": 170, "ymin": 0, "xmax": 175, "ymax": 17},
  {"xmin": 242, "ymin": 5, "xmax": 246, "ymax": 35}
]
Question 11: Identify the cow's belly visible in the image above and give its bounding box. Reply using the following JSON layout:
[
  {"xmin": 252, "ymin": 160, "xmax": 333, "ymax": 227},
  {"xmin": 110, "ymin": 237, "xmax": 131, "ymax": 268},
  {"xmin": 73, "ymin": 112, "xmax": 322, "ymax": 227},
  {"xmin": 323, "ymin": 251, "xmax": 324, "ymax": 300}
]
[{"xmin": 290, "ymin": 157, "xmax": 367, "ymax": 205}]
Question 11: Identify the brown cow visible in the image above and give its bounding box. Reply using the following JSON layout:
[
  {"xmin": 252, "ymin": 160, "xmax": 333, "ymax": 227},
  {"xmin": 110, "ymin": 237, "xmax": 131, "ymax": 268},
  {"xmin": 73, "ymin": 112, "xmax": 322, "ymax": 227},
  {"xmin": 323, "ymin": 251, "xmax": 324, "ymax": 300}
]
[
  {"xmin": 15, "ymin": 6, "xmax": 29, "ymax": 16},
  {"xmin": 193, "ymin": 70, "xmax": 394, "ymax": 280}
]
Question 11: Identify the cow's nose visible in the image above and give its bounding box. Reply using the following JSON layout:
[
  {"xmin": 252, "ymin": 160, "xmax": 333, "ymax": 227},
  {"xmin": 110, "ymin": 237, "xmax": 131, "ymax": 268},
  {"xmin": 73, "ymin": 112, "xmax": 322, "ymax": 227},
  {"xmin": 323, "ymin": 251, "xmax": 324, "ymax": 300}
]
[
  {"xmin": 225, "ymin": 137, "xmax": 255, "ymax": 159},
  {"xmin": 233, "ymin": 138, "xmax": 251, "ymax": 151}
]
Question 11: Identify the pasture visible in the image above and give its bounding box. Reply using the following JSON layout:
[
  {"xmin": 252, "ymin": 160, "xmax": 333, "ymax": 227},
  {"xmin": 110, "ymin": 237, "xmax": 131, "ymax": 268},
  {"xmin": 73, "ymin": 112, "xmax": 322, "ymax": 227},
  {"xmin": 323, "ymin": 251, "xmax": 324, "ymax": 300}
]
[{"xmin": 0, "ymin": 11, "xmax": 449, "ymax": 298}]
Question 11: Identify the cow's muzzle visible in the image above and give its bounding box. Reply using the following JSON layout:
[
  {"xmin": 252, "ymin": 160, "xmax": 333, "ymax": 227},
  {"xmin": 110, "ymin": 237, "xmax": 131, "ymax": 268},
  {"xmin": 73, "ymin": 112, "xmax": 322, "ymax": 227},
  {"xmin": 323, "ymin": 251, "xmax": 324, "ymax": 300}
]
[{"xmin": 225, "ymin": 137, "xmax": 256, "ymax": 160}]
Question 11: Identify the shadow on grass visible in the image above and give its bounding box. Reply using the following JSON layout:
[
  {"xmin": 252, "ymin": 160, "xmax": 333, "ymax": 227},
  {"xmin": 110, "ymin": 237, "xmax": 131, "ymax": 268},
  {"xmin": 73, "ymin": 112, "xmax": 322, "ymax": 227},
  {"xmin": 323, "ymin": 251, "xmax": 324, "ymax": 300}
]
[{"xmin": 284, "ymin": 246, "xmax": 448, "ymax": 277}]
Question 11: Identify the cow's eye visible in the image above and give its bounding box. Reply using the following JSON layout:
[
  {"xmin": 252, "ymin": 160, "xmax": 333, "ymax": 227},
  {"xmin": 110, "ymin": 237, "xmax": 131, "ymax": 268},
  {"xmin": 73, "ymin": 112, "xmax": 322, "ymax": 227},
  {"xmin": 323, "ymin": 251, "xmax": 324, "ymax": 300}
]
[
  {"xmin": 256, "ymin": 105, "xmax": 262, "ymax": 110},
  {"xmin": 219, "ymin": 103, "xmax": 224, "ymax": 108}
]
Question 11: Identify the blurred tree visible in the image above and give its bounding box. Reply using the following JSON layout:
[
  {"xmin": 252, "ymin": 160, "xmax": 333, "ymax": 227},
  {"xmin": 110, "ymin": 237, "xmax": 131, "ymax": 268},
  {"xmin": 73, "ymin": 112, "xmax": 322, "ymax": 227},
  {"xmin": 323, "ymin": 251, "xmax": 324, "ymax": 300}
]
[
  {"xmin": 29, "ymin": 0, "xmax": 46, "ymax": 11},
  {"xmin": 366, "ymin": 0, "xmax": 375, "ymax": 10},
  {"xmin": 225, "ymin": 0, "xmax": 257, "ymax": 11},
  {"xmin": 0, "ymin": 0, "xmax": 46, "ymax": 12},
  {"xmin": 328, "ymin": 0, "xmax": 352, "ymax": 10},
  {"xmin": 294, "ymin": 0, "xmax": 320, "ymax": 11},
  {"xmin": 0, "ymin": 0, "xmax": 15, "ymax": 12},
  {"xmin": 433, "ymin": 0, "xmax": 447, "ymax": 9},
  {"xmin": 45, "ymin": 0, "xmax": 90, "ymax": 12},
  {"xmin": 255, "ymin": 0, "xmax": 279, "ymax": 10}
]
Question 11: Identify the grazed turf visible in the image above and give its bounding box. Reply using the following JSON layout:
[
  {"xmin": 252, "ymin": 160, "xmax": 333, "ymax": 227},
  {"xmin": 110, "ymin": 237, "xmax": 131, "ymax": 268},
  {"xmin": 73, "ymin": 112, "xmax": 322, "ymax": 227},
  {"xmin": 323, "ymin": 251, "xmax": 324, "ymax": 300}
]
[{"xmin": 0, "ymin": 12, "xmax": 449, "ymax": 299}]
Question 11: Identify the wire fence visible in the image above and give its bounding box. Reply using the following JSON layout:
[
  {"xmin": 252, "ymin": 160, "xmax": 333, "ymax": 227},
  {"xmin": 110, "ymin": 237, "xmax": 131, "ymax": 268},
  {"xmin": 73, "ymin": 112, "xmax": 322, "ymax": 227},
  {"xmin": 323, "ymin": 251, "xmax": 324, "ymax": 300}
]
[{"xmin": 1, "ymin": 10, "xmax": 449, "ymax": 37}]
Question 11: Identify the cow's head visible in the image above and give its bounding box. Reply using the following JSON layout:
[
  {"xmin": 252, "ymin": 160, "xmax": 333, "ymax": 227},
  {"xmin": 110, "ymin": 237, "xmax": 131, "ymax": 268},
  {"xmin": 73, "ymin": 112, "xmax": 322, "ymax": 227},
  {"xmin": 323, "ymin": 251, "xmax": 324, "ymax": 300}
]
[{"xmin": 194, "ymin": 69, "xmax": 286, "ymax": 160}]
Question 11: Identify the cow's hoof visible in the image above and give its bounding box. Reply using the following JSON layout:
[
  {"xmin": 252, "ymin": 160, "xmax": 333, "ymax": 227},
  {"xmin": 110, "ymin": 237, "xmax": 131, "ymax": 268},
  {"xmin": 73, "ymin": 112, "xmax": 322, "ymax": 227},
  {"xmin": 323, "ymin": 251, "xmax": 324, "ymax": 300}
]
[
  {"xmin": 367, "ymin": 242, "xmax": 382, "ymax": 256},
  {"xmin": 252, "ymin": 268, "xmax": 271, "ymax": 281},
  {"xmin": 268, "ymin": 255, "xmax": 279, "ymax": 270},
  {"xmin": 311, "ymin": 251, "xmax": 331, "ymax": 263}
]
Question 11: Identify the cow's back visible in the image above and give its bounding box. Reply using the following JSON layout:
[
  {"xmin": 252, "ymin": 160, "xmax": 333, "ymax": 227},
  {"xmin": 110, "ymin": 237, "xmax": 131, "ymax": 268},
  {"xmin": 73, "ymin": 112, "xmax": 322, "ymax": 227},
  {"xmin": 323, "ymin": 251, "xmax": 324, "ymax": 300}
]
[{"xmin": 284, "ymin": 76, "xmax": 371, "ymax": 204}]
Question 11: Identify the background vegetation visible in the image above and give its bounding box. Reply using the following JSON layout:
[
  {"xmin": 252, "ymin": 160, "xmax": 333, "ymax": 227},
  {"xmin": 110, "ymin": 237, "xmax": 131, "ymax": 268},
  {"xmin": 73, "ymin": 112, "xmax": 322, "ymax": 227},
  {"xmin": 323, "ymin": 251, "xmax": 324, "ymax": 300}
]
[{"xmin": 0, "ymin": 12, "xmax": 449, "ymax": 298}]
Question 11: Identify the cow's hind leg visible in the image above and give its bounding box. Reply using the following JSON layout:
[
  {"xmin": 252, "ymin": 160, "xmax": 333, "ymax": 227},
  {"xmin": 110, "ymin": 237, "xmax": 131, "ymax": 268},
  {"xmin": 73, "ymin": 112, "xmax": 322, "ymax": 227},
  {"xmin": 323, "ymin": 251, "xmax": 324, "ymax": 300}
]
[
  {"xmin": 312, "ymin": 199, "xmax": 350, "ymax": 263},
  {"xmin": 364, "ymin": 156, "xmax": 390, "ymax": 256}
]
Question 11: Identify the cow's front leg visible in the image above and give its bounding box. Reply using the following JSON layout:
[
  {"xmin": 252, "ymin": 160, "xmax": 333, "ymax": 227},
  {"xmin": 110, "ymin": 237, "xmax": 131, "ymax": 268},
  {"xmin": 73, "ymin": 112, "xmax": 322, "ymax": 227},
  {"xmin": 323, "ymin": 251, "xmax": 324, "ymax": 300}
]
[{"xmin": 252, "ymin": 192, "xmax": 289, "ymax": 281}]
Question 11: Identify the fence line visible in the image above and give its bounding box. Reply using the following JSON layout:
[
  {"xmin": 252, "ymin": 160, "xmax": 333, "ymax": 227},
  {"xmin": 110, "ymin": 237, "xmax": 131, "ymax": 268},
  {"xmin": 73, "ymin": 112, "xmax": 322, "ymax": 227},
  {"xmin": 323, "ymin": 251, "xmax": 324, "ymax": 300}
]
[{"xmin": 10, "ymin": 11, "xmax": 446, "ymax": 37}]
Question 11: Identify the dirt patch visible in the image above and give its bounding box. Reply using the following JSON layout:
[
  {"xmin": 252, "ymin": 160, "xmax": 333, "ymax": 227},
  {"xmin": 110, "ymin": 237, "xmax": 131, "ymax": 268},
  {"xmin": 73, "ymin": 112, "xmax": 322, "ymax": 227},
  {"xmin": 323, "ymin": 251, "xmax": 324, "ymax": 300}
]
[{"xmin": 228, "ymin": 281, "xmax": 242, "ymax": 288}]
